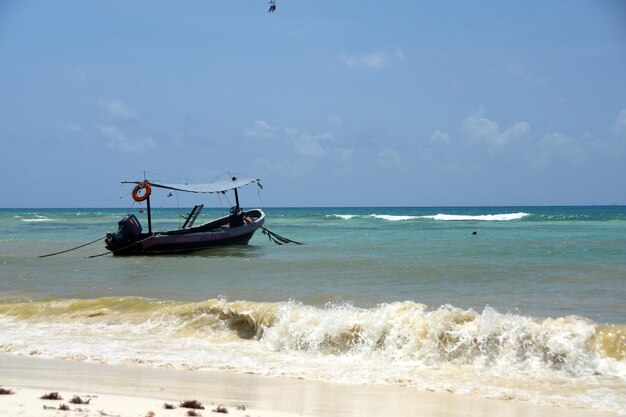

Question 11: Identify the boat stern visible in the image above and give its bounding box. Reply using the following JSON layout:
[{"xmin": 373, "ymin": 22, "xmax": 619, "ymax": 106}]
[{"xmin": 105, "ymin": 214, "xmax": 143, "ymax": 254}]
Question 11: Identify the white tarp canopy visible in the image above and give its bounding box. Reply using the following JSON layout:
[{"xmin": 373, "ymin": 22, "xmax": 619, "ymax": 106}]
[{"xmin": 123, "ymin": 176, "xmax": 260, "ymax": 194}]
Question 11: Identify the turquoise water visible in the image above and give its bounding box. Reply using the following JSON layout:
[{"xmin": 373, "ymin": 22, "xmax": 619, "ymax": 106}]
[
  {"xmin": 2, "ymin": 206, "xmax": 625, "ymax": 323},
  {"xmin": 1, "ymin": 206, "xmax": 625, "ymax": 413}
]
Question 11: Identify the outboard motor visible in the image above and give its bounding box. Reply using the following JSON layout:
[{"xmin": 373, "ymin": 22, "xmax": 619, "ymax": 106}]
[{"xmin": 105, "ymin": 214, "xmax": 142, "ymax": 252}]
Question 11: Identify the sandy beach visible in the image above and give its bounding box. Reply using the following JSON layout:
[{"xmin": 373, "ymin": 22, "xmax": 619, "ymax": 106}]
[{"xmin": 0, "ymin": 354, "xmax": 619, "ymax": 417}]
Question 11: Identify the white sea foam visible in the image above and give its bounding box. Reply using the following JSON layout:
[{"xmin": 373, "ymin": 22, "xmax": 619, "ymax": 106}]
[
  {"xmin": 328, "ymin": 214, "xmax": 356, "ymax": 220},
  {"xmin": 0, "ymin": 297, "xmax": 624, "ymax": 413},
  {"xmin": 20, "ymin": 215, "xmax": 56, "ymax": 222},
  {"xmin": 328, "ymin": 213, "xmax": 530, "ymax": 222},
  {"xmin": 423, "ymin": 212, "xmax": 530, "ymax": 221},
  {"xmin": 369, "ymin": 214, "xmax": 419, "ymax": 221},
  {"xmin": 329, "ymin": 213, "xmax": 418, "ymax": 221}
]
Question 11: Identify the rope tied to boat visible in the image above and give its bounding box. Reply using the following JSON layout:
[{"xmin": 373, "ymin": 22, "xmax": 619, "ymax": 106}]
[
  {"xmin": 40, "ymin": 226, "xmax": 301, "ymax": 257},
  {"xmin": 38, "ymin": 236, "xmax": 105, "ymax": 258},
  {"xmin": 261, "ymin": 226, "xmax": 303, "ymax": 245},
  {"xmin": 86, "ymin": 234, "xmax": 156, "ymax": 258}
]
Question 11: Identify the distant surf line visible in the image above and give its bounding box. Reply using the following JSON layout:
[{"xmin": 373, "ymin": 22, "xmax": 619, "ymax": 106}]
[
  {"xmin": 328, "ymin": 213, "xmax": 531, "ymax": 222},
  {"xmin": 18, "ymin": 216, "xmax": 57, "ymax": 223}
]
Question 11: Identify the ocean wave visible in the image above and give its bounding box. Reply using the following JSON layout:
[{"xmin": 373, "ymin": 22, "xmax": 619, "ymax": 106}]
[
  {"xmin": 424, "ymin": 212, "xmax": 530, "ymax": 221},
  {"xmin": 327, "ymin": 213, "xmax": 530, "ymax": 222},
  {"xmin": 0, "ymin": 297, "xmax": 624, "ymax": 413},
  {"xmin": 328, "ymin": 214, "xmax": 357, "ymax": 220},
  {"xmin": 328, "ymin": 214, "xmax": 420, "ymax": 221},
  {"xmin": 369, "ymin": 214, "xmax": 420, "ymax": 221},
  {"xmin": 1, "ymin": 297, "xmax": 623, "ymax": 364},
  {"xmin": 19, "ymin": 215, "xmax": 57, "ymax": 223}
]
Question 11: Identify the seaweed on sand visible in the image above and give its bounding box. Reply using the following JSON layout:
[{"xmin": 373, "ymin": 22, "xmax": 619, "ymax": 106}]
[
  {"xmin": 179, "ymin": 400, "xmax": 204, "ymax": 409},
  {"xmin": 40, "ymin": 392, "xmax": 63, "ymax": 400},
  {"xmin": 212, "ymin": 405, "xmax": 228, "ymax": 414},
  {"xmin": 69, "ymin": 395, "xmax": 91, "ymax": 404}
]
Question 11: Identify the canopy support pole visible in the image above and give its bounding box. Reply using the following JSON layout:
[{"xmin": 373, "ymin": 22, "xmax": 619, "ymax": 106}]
[
  {"xmin": 234, "ymin": 188, "xmax": 240, "ymax": 211},
  {"xmin": 146, "ymin": 194, "xmax": 152, "ymax": 234}
]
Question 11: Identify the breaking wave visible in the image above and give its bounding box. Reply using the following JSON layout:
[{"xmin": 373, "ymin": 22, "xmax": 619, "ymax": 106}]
[
  {"xmin": 424, "ymin": 212, "xmax": 531, "ymax": 221},
  {"xmin": 330, "ymin": 214, "xmax": 357, "ymax": 220},
  {"xmin": 0, "ymin": 297, "xmax": 624, "ymax": 413},
  {"xmin": 328, "ymin": 214, "xmax": 419, "ymax": 221},
  {"xmin": 18, "ymin": 215, "xmax": 57, "ymax": 223},
  {"xmin": 328, "ymin": 213, "xmax": 530, "ymax": 222},
  {"xmin": 369, "ymin": 214, "xmax": 420, "ymax": 221},
  {"xmin": 327, "ymin": 214, "xmax": 421, "ymax": 221}
]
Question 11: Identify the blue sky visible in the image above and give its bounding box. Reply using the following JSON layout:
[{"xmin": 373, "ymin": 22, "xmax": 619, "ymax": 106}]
[{"xmin": 1, "ymin": 1, "xmax": 625, "ymax": 207}]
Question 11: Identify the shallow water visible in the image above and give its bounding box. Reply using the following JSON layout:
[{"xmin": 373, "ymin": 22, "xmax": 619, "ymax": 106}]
[{"xmin": 1, "ymin": 206, "xmax": 625, "ymax": 413}]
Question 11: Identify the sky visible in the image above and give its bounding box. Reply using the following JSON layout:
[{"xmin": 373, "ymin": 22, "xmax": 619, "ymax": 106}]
[{"xmin": 1, "ymin": 0, "xmax": 625, "ymax": 208}]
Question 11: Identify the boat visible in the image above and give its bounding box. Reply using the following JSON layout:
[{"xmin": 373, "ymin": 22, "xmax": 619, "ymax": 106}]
[{"xmin": 104, "ymin": 175, "xmax": 266, "ymax": 255}]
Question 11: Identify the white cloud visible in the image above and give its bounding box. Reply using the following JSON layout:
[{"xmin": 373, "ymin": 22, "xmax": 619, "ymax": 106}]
[
  {"xmin": 339, "ymin": 49, "xmax": 406, "ymax": 69},
  {"xmin": 96, "ymin": 124, "xmax": 155, "ymax": 154},
  {"xmin": 245, "ymin": 119, "xmax": 334, "ymax": 157},
  {"xmin": 501, "ymin": 122, "xmax": 530, "ymax": 142},
  {"xmin": 335, "ymin": 147, "xmax": 354, "ymax": 160},
  {"xmin": 340, "ymin": 52, "xmax": 386, "ymax": 69},
  {"xmin": 244, "ymin": 120, "xmax": 278, "ymax": 138},
  {"xmin": 429, "ymin": 130, "xmax": 451, "ymax": 147},
  {"xmin": 541, "ymin": 132, "xmax": 575, "ymax": 150},
  {"xmin": 462, "ymin": 116, "xmax": 529, "ymax": 150},
  {"xmin": 529, "ymin": 111, "xmax": 626, "ymax": 171},
  {"xmin": 289, "ymin": 131, "xmax": 332, "ymax": 157},
  {"xmin": 531, "ymin": 132, "xmax": 589, "ymax": 171},
  {"xmin": 377, "ymin": 148, "xmax": 404, "ymax": 168},
  {"xmin": 100, "ymin": 98, "xmax": 136, "ymax": 121},
  {"xmin": 421, "ymin": 131, "xmax": 455, "ymax": 166},
  {"xmin": 610, "ymin": 109, "xmax": 626, "ymax": 138}
]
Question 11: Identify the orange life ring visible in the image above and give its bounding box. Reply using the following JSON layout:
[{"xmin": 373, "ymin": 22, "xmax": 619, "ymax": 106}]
[{"xmin": 132, "ymin": 181, "xmax": 152, "ymax": 202}]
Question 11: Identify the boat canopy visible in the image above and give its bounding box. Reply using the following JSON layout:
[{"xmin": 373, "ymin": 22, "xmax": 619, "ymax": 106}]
[{"xmin": 122, "ymin": 176, "xmax": 260, "ymax": 194}]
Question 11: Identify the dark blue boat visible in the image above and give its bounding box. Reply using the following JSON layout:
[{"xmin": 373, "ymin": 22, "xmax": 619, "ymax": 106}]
[{"xmin": 105, "ymin": 176, "xmax": 265, "ymax": 255}]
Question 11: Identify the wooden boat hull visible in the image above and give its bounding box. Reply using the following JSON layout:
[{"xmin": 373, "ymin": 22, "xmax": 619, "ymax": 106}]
[{"xmin": 107, "ymin": 209, "xmax": 265, "ymax": 256}]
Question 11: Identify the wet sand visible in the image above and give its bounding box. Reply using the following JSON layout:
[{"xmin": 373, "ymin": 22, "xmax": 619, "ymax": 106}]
[{"xmin": 0, "ymin": 354, "xmax": 618, "ymax": 417}]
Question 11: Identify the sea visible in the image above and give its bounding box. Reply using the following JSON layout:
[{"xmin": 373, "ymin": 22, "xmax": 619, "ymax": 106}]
[{"xmin": 1, "ymin": 206, "xmax": 625, "ymax": 414}]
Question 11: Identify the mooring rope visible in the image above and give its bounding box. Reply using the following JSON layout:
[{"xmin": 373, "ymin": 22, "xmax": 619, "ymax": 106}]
[
  {"xmin": 41, "ymin": 225, "xmax": 298, "ymax": 257},
  {"xmin": 39, "ymin": 236, "xmax": 105, "ymax": 258},
  {"xmin": 86, "ymin": 234, "xmax": 155, "ymax": 258},
  {"xmin": 261, "ymin": 226, "xmax": 303, "ymax": 245}
]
